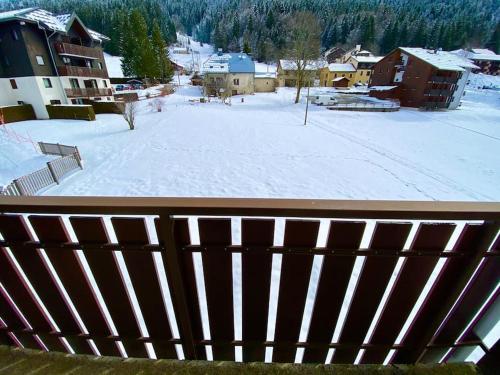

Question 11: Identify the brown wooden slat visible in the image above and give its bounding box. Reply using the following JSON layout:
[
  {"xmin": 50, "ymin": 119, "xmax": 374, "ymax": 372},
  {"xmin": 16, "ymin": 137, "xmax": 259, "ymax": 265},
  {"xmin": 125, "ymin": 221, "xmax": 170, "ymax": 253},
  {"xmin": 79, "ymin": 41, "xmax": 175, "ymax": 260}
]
[
  {"xmin": 0, "ymin": 247, "xmax": 54, "ymax": 351},
  {"xmin": 0, "ymin": 294, "xmax": 41, "ymax": 350},
  {"xmin": 241, "ymin": 219, "xmax": 275, "ymax": 362},
  {"xmin": 392, "ymin": 223, "xmax": 495, "ymax": 363},
  {"xmin": 155, "ymin": 217, "xmax": 205, "ymax": 360},
  {"xmin": 0, "ymin": 215, "xmax": 93, "ymax": 355},
  {"xmin": 303, "ymin": 221, "xmax": 366, "ymax": 363},
  {"xmin": 69, "ymin": 217, "xmax": 148, "ymax": 358},
  {"xmin": 360, "ymin": 223, "xmax": 455, "ymax": 364},
  {"xmin": 424, "ymin": 236, "xmax": 500, "ymax": 363},
  {"xmin": 273, "ymin": 220, "xmax": 319, "ymax": 363},
  {"xmin": 332, "ymin": 222, "xmax": 412, "ymax": 364},
  {"xmin": 478, "ymin": 339, "xmax": 499, "ymax": 375},
  {"xmin": 198, "ymin": 218, "xmax": 234, "ymax": 361},
  {"xmin": 111, "ymin": 217, "xmax": 176, "ymax": 359},
  {"xmin": 28, "ymin": 216, "xmax": 120, "ymax": 357}
]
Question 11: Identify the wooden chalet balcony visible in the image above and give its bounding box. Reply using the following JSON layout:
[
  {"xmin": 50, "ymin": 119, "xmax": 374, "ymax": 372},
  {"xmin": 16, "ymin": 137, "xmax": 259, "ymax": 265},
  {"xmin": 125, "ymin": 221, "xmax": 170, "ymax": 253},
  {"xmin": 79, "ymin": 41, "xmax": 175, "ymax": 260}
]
[
  {"xmin": 425, "ymin": 89, "xmax": 454, "ymax": 96},
  {"xmin": 58, "ymin": 65, "xmax": 108, "ymax": 79},
  {"xmin": 429, "ymin": 76, "xmax": 457, "ymax": 84},
  {"xmin": 65, "ymin": 87, "xmax": 113, "ymax": 98},
  {"xmin": 0, "ymin": 197, "xmax": 498, "ymax": 368},
  {"xmin": 54, "ymin": 42, "xmax": 103, "ymax": 60}
]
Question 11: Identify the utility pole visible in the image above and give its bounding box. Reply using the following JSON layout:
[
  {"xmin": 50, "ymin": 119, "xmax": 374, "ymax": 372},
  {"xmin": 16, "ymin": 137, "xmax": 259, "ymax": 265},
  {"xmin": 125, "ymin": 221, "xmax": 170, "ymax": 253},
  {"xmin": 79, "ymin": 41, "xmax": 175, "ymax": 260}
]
[{"xmin": 304, "ymin": 84, "xmax": 310, "ymax": 126}]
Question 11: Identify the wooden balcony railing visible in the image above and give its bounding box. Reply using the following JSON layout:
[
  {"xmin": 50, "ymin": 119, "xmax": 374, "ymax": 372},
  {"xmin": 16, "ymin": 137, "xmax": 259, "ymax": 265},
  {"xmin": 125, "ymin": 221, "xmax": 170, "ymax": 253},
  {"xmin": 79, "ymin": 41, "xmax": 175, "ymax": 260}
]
[
  {"xmin": 58, "ymin": 65, "xmax": 108, "ymax": 79},
  {"xmin": 54, "ymin": 42, "xmax": 103, "ymax": 60},
  {"xmin": 428, "ymin": 76, "xmax": 457, "ymax": 84},
  {"xmin": 65, "ymin": 87, "xmax": 113, "ymax": 98},
  {"xmin": 0, "ymin": 197, "xmax": 498, "ymax": 366}
]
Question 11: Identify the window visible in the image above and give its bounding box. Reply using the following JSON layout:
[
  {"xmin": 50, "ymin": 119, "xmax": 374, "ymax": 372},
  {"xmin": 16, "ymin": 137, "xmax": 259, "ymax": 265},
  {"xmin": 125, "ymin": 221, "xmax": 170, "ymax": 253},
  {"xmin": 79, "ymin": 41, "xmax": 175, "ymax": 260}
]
[
  {"xmin": 70, "ymin": 78, "xmax": 80, "ymax": 89},
  {"xmin": 43, "ymin": 78, "xmax": 52, "ymax": 88},
  {"xmin": 50, "ymin": 99, "xmax": 61, "ymax": 105},
  {"xmin": 62, "ymin": 56, "xmax": 71, "ymax": 64},
  {"xmin": 102, "ymin": 80, "xmax": 108, "ymax": 87},
  {"xmin": 9, "ymin": 79, "xmax": 17, "ymax": 89},
  {"xmin": 342, "ymin": 74, "xmax": 345, "ymax": 77},
  {"xmin": 233, "ymin": 78, "xmax": 239, "ymax": 85},
  {"xmin": 98, "ymin": 62, "xmax": 103, "ymax": 70},
  {"xmin": 36, "ymin": 55, "xmax": 45, "ymax": 65},
  {"xmin": 334, "ymin": 73, "xmax": 338, "ymax": 78},
  {"xmin": 72, "ymin": 98, "xmax": 84, "ymax": 105},
  {"xmin": 367, "ymin": 71, "xmax": 370, "ymax": 76},
  {"xmin": 360, "ymin": 71, "xmax": 363, "ymax": 76},
  {"xmin": 85, "ymin": 60, "xmax": 92, "ymax": 68},
  {"xmin": 349, "ymin": 74, "xmax": 352, "ymax": 78},
  {"xmin": 17, "ymin": 101, "xmax": 24, "ymax": 105},
  {"xmin": 11, "ymin": 29, "xmax": 19, "ymax": 41}
]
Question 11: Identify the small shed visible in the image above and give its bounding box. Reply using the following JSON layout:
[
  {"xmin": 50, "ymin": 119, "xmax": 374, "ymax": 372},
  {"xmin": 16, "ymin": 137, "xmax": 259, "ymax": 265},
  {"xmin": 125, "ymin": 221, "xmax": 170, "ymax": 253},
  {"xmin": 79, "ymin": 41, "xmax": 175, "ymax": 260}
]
[
  {"xmin": 191, "ymin": 72, "xmax": 203, "ymax": 86},
  {"xmin": 332, "ymin": 76, "xmax": 350, "ymax": 88},
  {"xmin": 255, "ymin": 73, "xmax": 276, "ymax": 93}
]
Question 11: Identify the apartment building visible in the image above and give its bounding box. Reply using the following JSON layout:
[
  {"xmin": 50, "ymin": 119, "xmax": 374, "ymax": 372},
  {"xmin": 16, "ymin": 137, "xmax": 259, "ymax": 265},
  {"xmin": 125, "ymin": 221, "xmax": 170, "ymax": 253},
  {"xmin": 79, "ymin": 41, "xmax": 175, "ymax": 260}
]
[{"xmin": 0, "ymin": 8, "xmax": 113, "ymax": 119}]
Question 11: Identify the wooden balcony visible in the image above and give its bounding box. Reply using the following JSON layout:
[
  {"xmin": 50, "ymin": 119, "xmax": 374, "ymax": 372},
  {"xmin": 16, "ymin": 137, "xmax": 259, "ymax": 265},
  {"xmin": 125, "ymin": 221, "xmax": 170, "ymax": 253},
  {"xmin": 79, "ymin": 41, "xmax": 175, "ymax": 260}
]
[
  {"xmin": 58, "ymin": 65, "xmax": 108, "ymax": 79},
  {"xmin": 54, "ymin": 42, "xmax": 103, "ymax": 60},
  {"xmin": 429, "ymin": 76, "xmax": 457, "ymax": 84},
  {"xmin": 65, "ymin": 87, "xmax": 113, "ymax": 98}
]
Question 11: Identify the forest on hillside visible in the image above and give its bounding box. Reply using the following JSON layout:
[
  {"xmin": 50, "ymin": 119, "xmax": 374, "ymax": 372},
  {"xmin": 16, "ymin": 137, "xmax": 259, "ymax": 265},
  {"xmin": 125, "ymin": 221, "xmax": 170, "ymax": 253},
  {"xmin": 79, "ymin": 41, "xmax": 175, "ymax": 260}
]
[{"xmin": 1, "ymin": 0, "xmax": 499, "ymax": 61}]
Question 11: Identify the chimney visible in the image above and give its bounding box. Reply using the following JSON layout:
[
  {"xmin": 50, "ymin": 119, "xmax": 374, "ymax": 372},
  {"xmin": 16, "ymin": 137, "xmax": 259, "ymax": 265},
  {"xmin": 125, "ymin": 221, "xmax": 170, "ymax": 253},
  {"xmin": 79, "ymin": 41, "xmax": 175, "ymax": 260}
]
[
  {"xmin": 217, "ymin": 48, "xmax": 223, "ymax": 56},
  {"xmin": 356, "ymin": 44, "xmax": 361, "ymax": 52}
]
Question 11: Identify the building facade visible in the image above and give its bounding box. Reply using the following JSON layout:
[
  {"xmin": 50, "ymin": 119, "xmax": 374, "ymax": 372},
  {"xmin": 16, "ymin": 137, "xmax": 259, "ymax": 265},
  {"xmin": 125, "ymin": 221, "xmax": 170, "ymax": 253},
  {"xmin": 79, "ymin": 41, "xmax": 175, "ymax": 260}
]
[
  {"xmin": 369, "ymin": 47, "xmax": 477, "ymax": 110},
  {"xmin": 0, "ymin": 8, "xmax": 112, "ymax": 119},
  {"xmin": 202, "ymin": 52, "xmax": 255, "ymax": 96},
  {"xmin": 451, "ymin": 48, "xmax": 500, "ymax": 76},
  {"xmin": 319, "ymin": 63, "xmax": 356, "ymax": 87},
  {"xmin": 345, "ymin": 55, "xmax": 383, "ymax": 85},
  {"xmin": 276, "ymin": 60, "xmax": 320, "ymax": 87}
]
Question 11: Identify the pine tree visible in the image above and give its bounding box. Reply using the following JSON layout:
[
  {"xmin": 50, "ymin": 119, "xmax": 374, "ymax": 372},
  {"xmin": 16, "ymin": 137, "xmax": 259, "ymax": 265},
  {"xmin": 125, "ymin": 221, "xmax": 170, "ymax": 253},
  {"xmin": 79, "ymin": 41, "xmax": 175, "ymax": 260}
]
[
  {"xmin": 152, "ymin": 20, "xmax": 173, "ymax": 82},
  {"xmin": 243, "ymin": 38, "xmax": 251, "ymax": 54},
  {"xmin": 486, "ymin": 22, "xmax": 500, "ymax": 53}
]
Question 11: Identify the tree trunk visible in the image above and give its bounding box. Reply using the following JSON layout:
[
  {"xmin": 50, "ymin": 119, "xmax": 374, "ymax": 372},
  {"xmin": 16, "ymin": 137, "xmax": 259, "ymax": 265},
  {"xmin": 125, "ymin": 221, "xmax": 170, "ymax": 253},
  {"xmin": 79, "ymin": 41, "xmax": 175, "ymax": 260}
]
[{"xmin": 295, "ymin": 82, "xmax": 302, "ymax": 104}]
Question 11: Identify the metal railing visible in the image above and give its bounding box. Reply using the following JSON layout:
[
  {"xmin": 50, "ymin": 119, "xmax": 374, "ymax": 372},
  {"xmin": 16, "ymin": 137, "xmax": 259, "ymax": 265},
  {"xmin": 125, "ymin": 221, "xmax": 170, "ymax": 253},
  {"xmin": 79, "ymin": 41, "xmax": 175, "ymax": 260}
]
[
  {"xmin": 328, "ymin": 101, "xmax": 400, "ymax": 111},
  {"xmin": 38, "ymin": 142, "xmax": 80, "ymax": 158},
  {"xmin": 65, "ymin": 88, "xmax": 112, "ymax": 98},
  {"xmin": 54, "ymin": 42, "xmax": 103, "ymax": 60},
  {"xmin": 58, "ymin": 65, "xmax": 108, "ymax": 79}
]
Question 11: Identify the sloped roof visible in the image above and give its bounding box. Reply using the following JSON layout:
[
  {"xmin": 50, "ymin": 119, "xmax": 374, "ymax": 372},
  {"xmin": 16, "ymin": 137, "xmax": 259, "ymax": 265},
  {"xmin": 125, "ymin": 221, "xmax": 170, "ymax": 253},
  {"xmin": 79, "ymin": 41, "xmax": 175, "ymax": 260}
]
[
  {"xmin": 451, "ymin": 48, "xmax": 500, "ymax": 62},
  {"xmin": 332, "ymin": 76, "xmax": 349, "ymax": 82},
  {"xmin": 327, "ymin": 63, "xmax": 356, "ymax": 72},
  {"xmin": 400, "ymin": 47, "xmax": 478, "ymax": 71},
  {"xmin": 202, "ymin": 53, "xmax": 255, "ymax": 74},
  {"xmin": 351, "ymin": 55, "xmax": 383, "ymax": 64},
  {"xmin": 0, "ymin": 7, "xmax": 109, "ymax": 42},
  {"xmin": 279, "ymin": 59, "xmax": 320, "ymax": 71}
]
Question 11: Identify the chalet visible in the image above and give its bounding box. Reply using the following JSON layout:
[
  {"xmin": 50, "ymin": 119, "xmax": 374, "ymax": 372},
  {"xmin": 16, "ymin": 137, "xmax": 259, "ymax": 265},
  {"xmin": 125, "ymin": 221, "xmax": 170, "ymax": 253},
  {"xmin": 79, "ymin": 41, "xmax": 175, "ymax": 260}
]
[
  {"xmin": 345, "ymin": 54, "xmax": 383, "ymax": 85},
  {"xmin": 323, "ymin": 46, "xmax": 346, "ymax": 63},
  {"xmin": 0, "ymin": 8, "xmax": 113, "ymax": 119},
  {"xmin": 276, "ymin": 60, "xmax": 322, "ymax": 87},
  {"xmin": 319, "ymin": 63, "xmax": 356, "ymax": 87},
  {"xmin": 451, "ymin": 48, "xmax": 500, "ymax": 76},
  {"xmin": 369, "ymin": 47, "xmax": 478, "ymax": 110},
  {"xmin": 202, "ymin": 51, "xmax": 255, "ymax": 96}
]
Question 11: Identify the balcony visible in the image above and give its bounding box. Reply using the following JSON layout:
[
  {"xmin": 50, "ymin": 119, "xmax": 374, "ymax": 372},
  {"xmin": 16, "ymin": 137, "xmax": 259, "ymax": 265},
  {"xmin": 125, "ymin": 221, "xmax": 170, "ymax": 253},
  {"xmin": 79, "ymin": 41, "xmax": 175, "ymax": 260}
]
[
  {"xmin": 65, "ymin": 87, "xmax": 113, "ymax": 98},
  {"xmin": 428, "ymin": 76, "xmax": 457, "ymax": 84},
  {"xmin": 422, "ymin": 101, "xmax": 449, "ymax": 109},
  {"xmin": 54, "ymin": 42, "xmax": 103, "ymax": 60},
  {"xmin": 425, "ymin": 89, "xmax": 454, "ymax": 96},
  {"xmin": 58, "ymin": 65, "xmax": 108, "ymax": 79}
]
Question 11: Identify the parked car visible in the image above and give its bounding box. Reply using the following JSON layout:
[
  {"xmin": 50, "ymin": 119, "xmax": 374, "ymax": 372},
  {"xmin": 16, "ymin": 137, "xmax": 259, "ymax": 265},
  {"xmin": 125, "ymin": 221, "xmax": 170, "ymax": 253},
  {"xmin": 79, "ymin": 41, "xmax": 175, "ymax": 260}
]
[
  {"xmin": 115, "ymin": 84, "xmax": 125, "ymax": 91},
  {"xmin": 312, "ymin": 95, "xmax": 338, "ymax": 106}
]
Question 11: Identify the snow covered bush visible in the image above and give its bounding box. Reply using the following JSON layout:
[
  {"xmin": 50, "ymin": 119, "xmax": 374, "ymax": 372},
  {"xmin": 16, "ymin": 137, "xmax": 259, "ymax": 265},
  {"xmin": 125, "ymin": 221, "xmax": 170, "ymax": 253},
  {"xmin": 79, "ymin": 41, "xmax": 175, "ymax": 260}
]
[
  {"xmin": 150, "ymin": 98, "xmax": 165, "ymax": 112},
  {"xmin": 122, "ymin": 101, "xmax": 138, "ymax": 130}
]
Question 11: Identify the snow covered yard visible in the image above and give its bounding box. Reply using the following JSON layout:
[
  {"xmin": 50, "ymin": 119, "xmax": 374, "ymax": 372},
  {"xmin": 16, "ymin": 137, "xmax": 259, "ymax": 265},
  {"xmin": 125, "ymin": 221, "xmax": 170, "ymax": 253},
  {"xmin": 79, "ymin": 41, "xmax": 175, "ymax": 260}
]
[{"xmin": 1, "ymin": 83, "xmax": 499, "ymax": 200}]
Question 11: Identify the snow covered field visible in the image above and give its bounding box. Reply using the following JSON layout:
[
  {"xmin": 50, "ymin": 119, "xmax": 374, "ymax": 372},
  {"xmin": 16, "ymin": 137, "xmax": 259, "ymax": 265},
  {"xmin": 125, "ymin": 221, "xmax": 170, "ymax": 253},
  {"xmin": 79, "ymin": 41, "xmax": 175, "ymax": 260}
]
[{"xmin": 1, "ymin": 78, "xmax": 499, "ymax": 200}]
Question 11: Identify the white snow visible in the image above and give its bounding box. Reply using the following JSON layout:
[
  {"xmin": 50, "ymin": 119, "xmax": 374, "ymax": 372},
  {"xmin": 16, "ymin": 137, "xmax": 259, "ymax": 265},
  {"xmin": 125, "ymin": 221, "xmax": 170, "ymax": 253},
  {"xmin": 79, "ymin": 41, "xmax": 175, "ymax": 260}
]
[
  {"xmin": 169, "ymin": 34, "xmax": 214, "ymax": 73},
  {"xmin": 104, "ymin": 53, "xmax": 124, "ymax": 78},
  {"xmin": 1, "ymin": 74, "xmax": 499, "ymax": 201},
  {"xmin": 400, "ymin": 47, "xmax": 478, "ymax": 71},
  {"xmin": 326, "ymin": 63, "xmax": 356, "ymax": 72}
]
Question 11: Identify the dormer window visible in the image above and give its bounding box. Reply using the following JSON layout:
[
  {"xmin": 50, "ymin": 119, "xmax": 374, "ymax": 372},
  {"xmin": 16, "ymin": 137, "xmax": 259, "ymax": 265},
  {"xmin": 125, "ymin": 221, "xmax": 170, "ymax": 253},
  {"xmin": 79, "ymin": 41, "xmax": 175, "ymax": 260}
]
[{"xmin": 36, "ymin": 55, "xmax": 45, "ymax": 65}]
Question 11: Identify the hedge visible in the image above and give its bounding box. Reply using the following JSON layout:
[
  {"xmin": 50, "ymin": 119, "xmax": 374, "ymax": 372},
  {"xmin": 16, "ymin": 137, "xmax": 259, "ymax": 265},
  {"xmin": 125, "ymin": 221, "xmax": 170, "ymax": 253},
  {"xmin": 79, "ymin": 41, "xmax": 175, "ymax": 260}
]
[
  {"xmin": 0, "ymin": 104, "xmax": 36, "ymax": 123},
  {"xmin": 91, "ymin": 101, "xmax": 125, "ymax": 114},
  {"xmin": 46, "ymin": 105, "xmax": 96, "ymax": 121}
]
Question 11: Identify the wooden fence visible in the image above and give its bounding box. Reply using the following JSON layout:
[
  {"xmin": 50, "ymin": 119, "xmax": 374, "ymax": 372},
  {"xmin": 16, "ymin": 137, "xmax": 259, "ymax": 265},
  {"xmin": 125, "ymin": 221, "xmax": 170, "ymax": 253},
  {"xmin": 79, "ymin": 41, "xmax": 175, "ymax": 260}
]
[
  {"xmin": 1, "ymin": 144, "xmax": 83, "ymax": 196},
  {"xmin": 0, "ymin": 197, "xmax": 498, "ymax": 372}
]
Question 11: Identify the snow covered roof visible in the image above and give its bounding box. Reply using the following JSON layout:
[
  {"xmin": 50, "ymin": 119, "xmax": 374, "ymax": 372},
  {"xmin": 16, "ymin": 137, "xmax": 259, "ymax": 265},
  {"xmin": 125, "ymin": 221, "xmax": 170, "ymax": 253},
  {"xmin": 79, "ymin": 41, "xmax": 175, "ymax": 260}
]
[
  {"xmin": 279, "ymin": 60, "xmax": 320, "ymax": 71},
  {"xmin": 332, "ymin": 77, "xmax": 349, "ymax": 82},
  {"xmin": 451, "ymin": 48, "xmax": 500, "ymax": 62},
  {"xmin": 400, "ymin": 47, "xmax": 478, "ymax": 71},
  {"xmin": 370, "ymin": 85, "xmax": 398, "ymax": 91},
  {"xmin": 0, "ymin": 8, "xmax": 109, "ymax": 42},
  {"xmin": 327, "ymin": 63, "xmax": 356, "ymax": 72},
  {"xmin": 202, "ymin": 53, "xmax": 255, "ymax": 74},
  {"xmin": 255, "ymin": 72, "xmax": 276, "ymax": 78},
  {"xmin": 351, "ymin": 55, "xmax": 383, "ymax": 64}
]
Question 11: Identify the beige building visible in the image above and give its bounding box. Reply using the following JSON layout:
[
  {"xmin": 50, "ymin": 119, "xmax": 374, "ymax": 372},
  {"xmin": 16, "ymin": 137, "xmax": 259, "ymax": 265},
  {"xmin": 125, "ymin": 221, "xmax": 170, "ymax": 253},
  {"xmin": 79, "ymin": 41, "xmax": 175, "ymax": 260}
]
[
  {"xmin": 202, "ymin": 52, "xmax": 255, "ymax": 96},
  {"xmin": 320, "ymin": 63, "xmax": 357, "ymax": 87},
  {"xmin": 277, "ymin": 60, "xmax": 321, "ymax": 87},
  {"xmin": 254, "ymin": 73, "xmax": 276, "ymax": 92},
  {"xmin": 345, "ymin": 55, "xmax": 383, "ymax": 85}
]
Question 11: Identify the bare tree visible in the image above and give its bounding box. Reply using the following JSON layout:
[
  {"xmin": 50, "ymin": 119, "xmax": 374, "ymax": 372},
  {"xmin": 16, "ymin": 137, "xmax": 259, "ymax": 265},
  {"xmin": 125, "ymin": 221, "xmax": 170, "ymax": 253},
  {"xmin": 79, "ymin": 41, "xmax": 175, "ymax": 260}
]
[
  {"xmin": 285, "ymin": 12, "xmax": 321, "ymax": 104},
  {"xmin": 122, "ymin": 100, "xmax": 138, "ymax": 130},
  {"xmin": 150, "ymin": 98, "xmax": 166, "ymax": 112}
]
